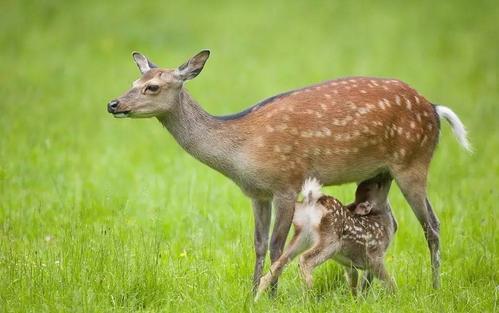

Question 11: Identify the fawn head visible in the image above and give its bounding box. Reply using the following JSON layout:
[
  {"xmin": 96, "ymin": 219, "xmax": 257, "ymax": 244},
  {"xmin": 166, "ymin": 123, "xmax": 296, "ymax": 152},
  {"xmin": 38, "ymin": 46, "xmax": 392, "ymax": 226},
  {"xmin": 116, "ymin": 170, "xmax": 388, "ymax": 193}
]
[
  {"xmin": 354, "ymin": 173, "xmax": 392, "ymax": 210},
  {"xmin": 107, "ymin": 50, "xmax": 210, "ymax": 118}
]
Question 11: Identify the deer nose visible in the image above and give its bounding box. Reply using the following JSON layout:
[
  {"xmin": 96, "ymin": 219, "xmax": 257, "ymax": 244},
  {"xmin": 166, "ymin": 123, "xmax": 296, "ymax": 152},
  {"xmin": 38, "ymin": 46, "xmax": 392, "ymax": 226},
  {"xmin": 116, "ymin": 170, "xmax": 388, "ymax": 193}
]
[{"xmin": 107, "ymin": 99, "xmax": 119, "ymax": 113}]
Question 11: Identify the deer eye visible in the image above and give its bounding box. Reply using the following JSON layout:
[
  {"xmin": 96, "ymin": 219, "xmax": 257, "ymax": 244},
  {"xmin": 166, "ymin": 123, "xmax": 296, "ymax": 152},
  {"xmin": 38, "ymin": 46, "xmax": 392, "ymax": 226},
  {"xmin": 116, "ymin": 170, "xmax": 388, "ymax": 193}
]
[{"xmin": 146, "ymin": 85, "xmax": 160, "ymax": 92}]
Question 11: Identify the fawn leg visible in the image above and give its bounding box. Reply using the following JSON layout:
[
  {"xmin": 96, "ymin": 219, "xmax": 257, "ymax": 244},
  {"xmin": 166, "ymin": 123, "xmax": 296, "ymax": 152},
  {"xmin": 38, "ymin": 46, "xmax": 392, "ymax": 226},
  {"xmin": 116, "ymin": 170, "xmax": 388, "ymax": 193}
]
[
  {"xmin": 299, "ymin": 241, "xmax": 340, "ymax": 289},
  {"xmin": 255, "ymin": 229, "xmax": 307, "ymax": 301},
  {"xmin": 361, "ymin": 271, "xmax": 374, "ymax": 292},
  {"xmin": 344, "ymin": 266, "xmax": 359, "ymax": 297},
  {"xmin": 369, "ymin": 259, "xmax": 396, "ymax": 293}
]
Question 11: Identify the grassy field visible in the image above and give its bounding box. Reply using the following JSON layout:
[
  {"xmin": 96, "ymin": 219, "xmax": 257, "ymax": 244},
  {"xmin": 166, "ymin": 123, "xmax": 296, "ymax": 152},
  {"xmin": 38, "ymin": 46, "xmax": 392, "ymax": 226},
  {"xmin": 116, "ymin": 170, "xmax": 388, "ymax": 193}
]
[{"xmin": 0, "ymin": 0, "xmax": 497, "ymax": 312}]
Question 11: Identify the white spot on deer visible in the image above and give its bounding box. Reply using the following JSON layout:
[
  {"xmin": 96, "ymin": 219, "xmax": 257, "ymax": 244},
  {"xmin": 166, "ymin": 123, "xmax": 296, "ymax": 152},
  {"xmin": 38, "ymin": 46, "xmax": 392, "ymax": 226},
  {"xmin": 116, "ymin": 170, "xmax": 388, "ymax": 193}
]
[
  {"xmin": 395, "ymin": 95, "xmax": 401, "ymax": 106},
  {"xmin": 366, "ymin": 103, "xmax": 375, "ymax": 110},
  {"xmin": 300, "ymin": 130, "xmax": 313, "ymax": 138},
  {"xmin": 274, "ymin": 145, "xmax": 281, "ymax": 153},
  {"xmin": 333, "ymin": 89, "xmax": 339, "ymax": 94},
  {"xmin": 341, "ymin": 81, "xmax": 348, "ymax": 85},
  {"xmin": 397, "ymin": 127, "xmax": 403, "ymax": 135},
  {"xmin": 353, "ymin": 119, "xmax": 359, "ymax": 125},
  {"xmin": 400, "ymin": 148, "xmax": 406, "ymax": 157},
  {"xmin": 276, "ymin": 124, "xmax": 288, "ymax": 131},
  {"xmin": 367, "ymin": 83, "xmax": 374, "ymax": 88},
  {"xmin": 414, "ymin": 95, "xmax": 420, "ymax": 104},
  {"xmin": 423, "ymin": 111, "xmax": 429, "ymax": 117},
  {"xmin": 416, "ymin": 113, "xmax": 422, "ymax": 122},
  {"xmin": 405, "ymin": 98, "xmax": 412, "ymax": 110},
  {"xmin": 325, "ymin": 148, "xmax": 332, "ymax": 155},
  {"xmin": 314, "ymin": 148, "xmax": 321, "ymax": 155},
  {"xmin": 360, "ymin": 89, "xmax": 367, "ymax": 94},
  {"xmin": 324, "ymin": 93, "xmax": 332, "ymax": 99},
  {"xmin": 410, "ymin": 121, "xmax": 416, "ymax": 129},
  {"xmin": 266, "ymin": 125, "xmax": 274, "ymax": 132},
  {"xmin": 378, "ymin": 100, "xmax": 386, "ymax": 110},
  {"xmin": 255, "ymin": 136, "xmax": 264, "ymax": 147},
  {"xmin": 320, "ymin": 103, "xmax": 328, "ymax": 111},
  {"xmin": 349, "ymin": 79, "xmax": 356, "ymax": 83},
  {"xmin": 265, "ymin": 112, "xmax": 275, "ymax": 118},
  {"xmin": 331, "ymin": 82, "xmax": 338, "ymax": 86},
  {"xmin": 390, "ymin": 128, "xmax": 395, "ymax": 137},
  {"xmin": 315, "ymin": 86, "xmax": 322, "ymax": 91},
  {"xmin": 421, "ymin": 135, "xmax": 428, "ymax": 146},
  {"xmin": 428, "ymin": 124, "xmax": 433, "ymax": 131},
  {"xmin": 358, "ymin": 107, "xmax": 369, "ymax": 114},
  {"xmin": 405, "ymin": 132, "xmax": 411, "ymax": 140},
  {"xmin": 370, "ymin": 80, "xmax": 379, "ymax": 86},
  {"xmin": 315, "ymin": 112, "xmax": 323, "ymax": 118},
  {"xmin": 382, "ymin": 85, "xmax": 389, "ymax": 90},
  {"xmin": 322, "ymin": 127, "xmax": 332, "ymax": 136},
  {"xmin": 314, "ymin": 131, "xmax": 324, "ymax": 138}
]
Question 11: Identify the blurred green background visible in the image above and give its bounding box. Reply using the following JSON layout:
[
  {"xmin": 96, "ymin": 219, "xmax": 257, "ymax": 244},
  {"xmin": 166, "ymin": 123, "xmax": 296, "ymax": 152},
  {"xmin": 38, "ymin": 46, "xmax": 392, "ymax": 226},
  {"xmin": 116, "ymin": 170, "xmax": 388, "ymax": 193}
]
[{"xmin": 0, "ymin": 0, "xmax": 497, "ymax": 312}]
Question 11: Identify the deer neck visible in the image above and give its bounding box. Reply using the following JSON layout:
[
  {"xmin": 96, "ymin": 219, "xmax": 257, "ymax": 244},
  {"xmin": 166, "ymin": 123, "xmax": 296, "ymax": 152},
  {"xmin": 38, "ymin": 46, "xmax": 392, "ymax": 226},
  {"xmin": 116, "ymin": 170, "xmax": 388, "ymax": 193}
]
[{"xmin": 156, "ymin": 89, "xmax": 241, "ymax": 176}]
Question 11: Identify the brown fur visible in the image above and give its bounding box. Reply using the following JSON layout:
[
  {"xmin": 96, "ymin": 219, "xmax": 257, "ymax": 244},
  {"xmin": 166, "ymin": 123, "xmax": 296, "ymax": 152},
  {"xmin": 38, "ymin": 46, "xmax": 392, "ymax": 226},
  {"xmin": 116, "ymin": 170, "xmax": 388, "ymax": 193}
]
[{"xmin": 108, "ymin": 51, "xmax": 468, "ymax": 292}]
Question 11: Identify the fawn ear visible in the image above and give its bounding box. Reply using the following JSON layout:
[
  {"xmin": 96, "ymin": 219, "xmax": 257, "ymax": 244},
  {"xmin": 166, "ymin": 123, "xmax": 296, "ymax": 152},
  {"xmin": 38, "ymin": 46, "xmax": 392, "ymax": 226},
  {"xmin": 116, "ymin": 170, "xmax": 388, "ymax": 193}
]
[
  {"xmin": 132, "ymin": 52, "xmax": 157, "ymax": 74},
  {"xmin": 176, "ymin": 50, "xmax": 210, "ymax": 81},
  {"xmin": 354, "ymin": 201, "xmax": 372, "ymax": 216}
]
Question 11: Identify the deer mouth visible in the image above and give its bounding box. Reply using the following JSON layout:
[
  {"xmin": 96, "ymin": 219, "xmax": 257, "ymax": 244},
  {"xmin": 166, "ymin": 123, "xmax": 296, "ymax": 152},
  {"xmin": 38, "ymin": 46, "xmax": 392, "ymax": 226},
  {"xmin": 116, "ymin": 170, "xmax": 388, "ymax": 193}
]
[{"xmin": 113, "ymin": 110, "xmax": 131, "ymax": 118}]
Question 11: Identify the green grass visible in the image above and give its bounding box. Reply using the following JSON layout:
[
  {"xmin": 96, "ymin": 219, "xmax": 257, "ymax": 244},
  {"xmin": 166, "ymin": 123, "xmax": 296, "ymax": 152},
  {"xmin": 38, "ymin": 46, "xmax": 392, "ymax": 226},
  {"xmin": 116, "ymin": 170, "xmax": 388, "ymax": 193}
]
[{"xmin": 0, "ymin": 0, "xmax": 498, "ymax": 312}]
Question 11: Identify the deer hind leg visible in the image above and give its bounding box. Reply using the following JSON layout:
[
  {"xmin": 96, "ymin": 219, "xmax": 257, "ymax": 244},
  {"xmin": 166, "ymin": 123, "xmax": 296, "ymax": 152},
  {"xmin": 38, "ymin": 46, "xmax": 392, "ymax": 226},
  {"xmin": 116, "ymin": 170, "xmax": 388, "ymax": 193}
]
[
  {"xmin": 299, "ymin": 241, "xmax": 340, "ymax": 289},
  {"xmin": 393, "ymin": 164, "xmax": 441, "ymax": 289},
  {"xmin": 255, "ymin": 229, "xmax": 308, "ymax": 301},
  {"xmin": 251, "ymin": 199, "xmax": 271, "ymax": 293},
  {"xmin": 361, "ymin": 271, "xmax": 374, "ymax": 293},
  {"xmin": 268, "ymin": 192, "xmax": 297, "ymax": 295},
  {"xmin": 368, "ymin": 258, "xmax": 396, "ymax": 293},
  {"xmin": 344, "ymin": 266, "xmax": 359, "ymax": 297}
]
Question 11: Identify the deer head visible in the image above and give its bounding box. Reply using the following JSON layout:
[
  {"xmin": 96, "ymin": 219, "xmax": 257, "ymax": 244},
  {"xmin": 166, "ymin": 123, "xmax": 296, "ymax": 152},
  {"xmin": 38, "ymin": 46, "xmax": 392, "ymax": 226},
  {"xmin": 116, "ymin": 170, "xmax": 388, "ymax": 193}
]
[{"xmin": 107, "ymin": 50, "xmax": 210, "ymax": 118}]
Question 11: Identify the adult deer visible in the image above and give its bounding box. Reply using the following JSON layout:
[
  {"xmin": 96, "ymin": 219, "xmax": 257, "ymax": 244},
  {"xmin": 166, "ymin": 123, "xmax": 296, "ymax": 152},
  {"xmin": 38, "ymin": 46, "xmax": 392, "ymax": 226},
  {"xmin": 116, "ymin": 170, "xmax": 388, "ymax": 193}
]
[{"xmin": 107, "ymin": 50, "xmax": 470, "ymax": 291}]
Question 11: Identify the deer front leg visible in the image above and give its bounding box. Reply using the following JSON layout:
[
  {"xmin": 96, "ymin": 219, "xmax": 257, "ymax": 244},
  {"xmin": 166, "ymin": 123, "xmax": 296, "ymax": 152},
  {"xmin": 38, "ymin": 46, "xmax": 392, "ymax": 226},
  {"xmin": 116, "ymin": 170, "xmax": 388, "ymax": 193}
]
[
  {"xmin": 268, "ymin": 191, "xmax": 297, "ymax": 296},
  {"xmin": 251, "ymin": 199, "xmax": 271, "ymax": 293}
]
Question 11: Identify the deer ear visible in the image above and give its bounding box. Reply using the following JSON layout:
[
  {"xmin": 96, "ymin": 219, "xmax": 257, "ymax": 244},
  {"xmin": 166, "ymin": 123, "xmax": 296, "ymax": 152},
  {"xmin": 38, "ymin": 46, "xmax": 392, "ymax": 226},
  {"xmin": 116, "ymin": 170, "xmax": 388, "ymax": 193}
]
[
  {"xmin": 354, "ymin": 201, "xmax": 372, "ymax": 216},
  {"xmin": 176, "ymin": 50, "xmax": 210, "ymax": 81},
  {"xmin": 132, "ymin": 52, "xmax": 157, "ymax": 74}
]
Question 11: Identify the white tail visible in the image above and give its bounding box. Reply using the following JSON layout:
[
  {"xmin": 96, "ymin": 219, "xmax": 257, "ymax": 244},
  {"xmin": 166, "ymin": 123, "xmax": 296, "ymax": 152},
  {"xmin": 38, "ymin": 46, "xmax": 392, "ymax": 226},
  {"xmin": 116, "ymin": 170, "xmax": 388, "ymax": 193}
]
[
  {"xmin": 301, "ymin": 178, "xmax": 323, "ymax": 204},
  {"xmin": 435, "ymin": 105, "xmax": 472, "ymax": 152}
]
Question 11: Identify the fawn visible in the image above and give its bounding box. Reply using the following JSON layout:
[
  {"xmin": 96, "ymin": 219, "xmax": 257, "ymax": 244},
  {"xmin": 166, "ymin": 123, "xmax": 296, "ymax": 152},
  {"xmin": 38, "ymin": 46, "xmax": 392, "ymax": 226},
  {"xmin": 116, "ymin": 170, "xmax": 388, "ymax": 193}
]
[{"xmin": 255, "ymin": 174, "xmax": 397, "ymax": 300}]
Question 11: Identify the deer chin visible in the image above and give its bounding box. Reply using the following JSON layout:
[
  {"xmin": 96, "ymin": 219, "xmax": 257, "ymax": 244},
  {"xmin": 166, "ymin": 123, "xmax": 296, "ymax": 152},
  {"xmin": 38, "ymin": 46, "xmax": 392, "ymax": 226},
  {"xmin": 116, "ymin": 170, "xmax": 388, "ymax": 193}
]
[{"xmin": 113, "ymin": 111, "xmax": 130, "ymax": 118}]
